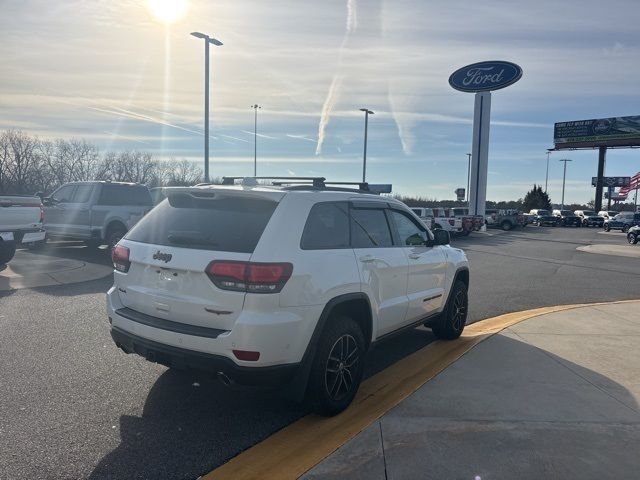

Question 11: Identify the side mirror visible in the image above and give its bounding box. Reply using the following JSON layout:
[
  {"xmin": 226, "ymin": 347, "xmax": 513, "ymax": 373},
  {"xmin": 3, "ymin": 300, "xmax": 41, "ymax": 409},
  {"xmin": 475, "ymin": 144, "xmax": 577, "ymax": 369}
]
[
  {"xmin": 433, "ymin": 229, "xmax": 450, "ymax": 246},
  {"xmin": 43, "ymin": 197, "xmax": 57, "ymax": 206}
]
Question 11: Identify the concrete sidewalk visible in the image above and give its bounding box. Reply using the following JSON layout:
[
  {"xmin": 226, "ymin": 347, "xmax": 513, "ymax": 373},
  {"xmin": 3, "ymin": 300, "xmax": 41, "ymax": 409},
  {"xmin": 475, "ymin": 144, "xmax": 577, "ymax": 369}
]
[{"xmin": 303, "ymin": 301, "xmax": 640, "ymax": 480}]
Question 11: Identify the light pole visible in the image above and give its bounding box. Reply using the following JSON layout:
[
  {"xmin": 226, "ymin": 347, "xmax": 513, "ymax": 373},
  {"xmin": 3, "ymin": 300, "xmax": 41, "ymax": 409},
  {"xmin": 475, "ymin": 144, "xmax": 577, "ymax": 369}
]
[
  {"xmin": 559, "ymin": 158, "xmax": 572, "ymax": 210},
  {"xmin": 545, "ymin": 151, "xmax": 551, "ymax": 193},
  {"xmin": 191, "ymin": 32, "xmax": 223, "ymax": 183},
  {"xmin": 359, "ymin": 108, "xmax": 374, "ymax": 183},
  {"xmin": 466, "ymin": 152, "xmax": 472, "ymax": 202},
  {"xmin": 251, "ymin": 104, "xmax": 261, "ymax": 176}
]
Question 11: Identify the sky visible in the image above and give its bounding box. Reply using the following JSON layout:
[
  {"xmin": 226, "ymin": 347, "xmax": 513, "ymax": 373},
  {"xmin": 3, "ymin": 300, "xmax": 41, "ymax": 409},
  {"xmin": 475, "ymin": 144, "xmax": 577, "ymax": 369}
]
[{"xmin": 1, "ymin": 0, "xmax": 639, "ymax": 203}]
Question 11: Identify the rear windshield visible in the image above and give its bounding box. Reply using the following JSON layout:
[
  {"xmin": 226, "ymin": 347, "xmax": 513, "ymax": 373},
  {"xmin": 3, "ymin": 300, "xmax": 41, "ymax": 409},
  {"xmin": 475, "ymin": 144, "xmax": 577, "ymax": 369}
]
[{"xmin": 125, "ymin": 193, "xmax": 278, "ymax": 253}]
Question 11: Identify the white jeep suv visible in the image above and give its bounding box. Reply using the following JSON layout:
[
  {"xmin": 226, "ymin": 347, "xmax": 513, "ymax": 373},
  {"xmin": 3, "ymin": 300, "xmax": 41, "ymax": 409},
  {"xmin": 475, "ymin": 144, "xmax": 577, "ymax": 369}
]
[{"xmin": 106, "ymin": 178, "xmax": 470, "ymax": 415}]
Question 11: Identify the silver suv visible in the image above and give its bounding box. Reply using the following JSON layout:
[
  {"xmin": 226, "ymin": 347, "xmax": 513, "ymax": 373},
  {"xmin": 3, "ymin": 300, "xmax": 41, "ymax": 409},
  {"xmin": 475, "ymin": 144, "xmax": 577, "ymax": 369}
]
[
  {"xmin": 44, "ymin": 181, "xmax": 153, "ymax": 250},
  {"xmin": 107, "ymin": 177, "xmax": 470, "ymax": 415}
]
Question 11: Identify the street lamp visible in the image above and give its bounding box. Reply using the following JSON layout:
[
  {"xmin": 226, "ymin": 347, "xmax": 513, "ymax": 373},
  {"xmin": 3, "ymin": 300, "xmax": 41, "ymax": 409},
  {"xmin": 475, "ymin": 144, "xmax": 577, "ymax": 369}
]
[
  {"xmin": 559, "ymin": 158, "xmax": 572, "ymax": 210},
  {"xmin": 359, "ymin": 108, "xmax": 374, "ymax": 183},
  {"xmin": 251, "ymin": 104, "xmax": 261, "ymax": 176},
  {"xmin": 191, "ymin": 31, "xmax": 223, "ymax": 183}
]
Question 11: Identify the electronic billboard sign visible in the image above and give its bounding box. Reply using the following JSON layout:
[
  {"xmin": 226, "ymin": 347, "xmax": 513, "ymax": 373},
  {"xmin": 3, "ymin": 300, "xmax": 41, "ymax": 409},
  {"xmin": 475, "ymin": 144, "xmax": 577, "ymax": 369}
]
[{"xmin": 554, "ymin": 115, "xmax": 640, "ymax": 148}]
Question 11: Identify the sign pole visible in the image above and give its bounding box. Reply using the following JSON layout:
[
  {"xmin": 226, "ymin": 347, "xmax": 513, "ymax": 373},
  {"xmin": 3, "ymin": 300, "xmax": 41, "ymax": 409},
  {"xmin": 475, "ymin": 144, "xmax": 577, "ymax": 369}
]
[
  {"xmin": 594, "ymin": 147, "xmax": 607, "ymax": 212},
  {"xmin": 469, "ymin": 92, "xmax": 491, "ymax": 224}
]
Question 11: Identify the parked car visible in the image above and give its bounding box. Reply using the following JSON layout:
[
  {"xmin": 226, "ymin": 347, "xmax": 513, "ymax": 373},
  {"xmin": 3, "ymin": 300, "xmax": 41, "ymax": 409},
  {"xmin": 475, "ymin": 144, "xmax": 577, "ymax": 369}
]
[
  {"xmin": 431, "ymin": 208, "xmax": 464, "ymax": 235},
  {"xmin": 43, "ymin": 181, "xmax": 153, "ymax": 251},
  {"xmin": 485, "ymin": 209, "xmax": 525, "ymax": 231},
  {"xmin": 552, "ymin": 209, "xmax": 581, "ymax": 227},
  {"xmin": 410, "ymin": 207, "xmax": 434, "ymax": 230},
  {"xmin": 597, "ymin": 210, "xmax": 618, "ymax": 220},
  {"xmin": 529, "ymin": 209, "xmax": 558, "ymax": 226},
  {"xmin": 575, "ymin": 210, "xmax": 604, "ymax": 228},
  {"xmin": 107, "ymin": 177, "xmax": 470, "ymax": 416},
  {"xmin": 627, "ymin": 225, "xmax": 640, "ymax": 244},
  {"xmin": 449, "ymin": 207, "xmax": 484, "ymax": 235},
  {"xmin": 604, "ymin": 212, "xmax": 640, "ymax": 232},
  {"xmin": 0, "ymin": 194, "xmax": 46, "ymax": 264}
]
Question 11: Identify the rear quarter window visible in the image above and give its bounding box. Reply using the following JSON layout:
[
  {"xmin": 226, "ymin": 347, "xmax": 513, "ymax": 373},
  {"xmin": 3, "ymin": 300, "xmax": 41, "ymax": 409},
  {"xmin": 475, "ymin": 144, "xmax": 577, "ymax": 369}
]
[
  {"xmin": 300, "ymin": 202, "xmax": 350, "ymax": 250},
  {"xmin": 125, "ymin": 193, "xmax": 278, "ymax": 253}
]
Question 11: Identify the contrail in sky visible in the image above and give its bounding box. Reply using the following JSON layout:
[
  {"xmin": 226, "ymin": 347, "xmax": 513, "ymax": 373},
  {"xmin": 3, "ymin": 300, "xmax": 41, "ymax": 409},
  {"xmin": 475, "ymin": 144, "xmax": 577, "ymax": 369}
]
[{"xmin": 315, "ymin": 0, "xmax": 357, "ymax": 155}]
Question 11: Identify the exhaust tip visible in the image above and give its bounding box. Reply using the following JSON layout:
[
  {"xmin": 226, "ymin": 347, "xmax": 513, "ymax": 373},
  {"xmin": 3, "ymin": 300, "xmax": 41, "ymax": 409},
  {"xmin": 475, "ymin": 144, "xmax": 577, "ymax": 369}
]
[{"xmin": 217, "ymin": 371, "xmax": 233, "ymax": 387}]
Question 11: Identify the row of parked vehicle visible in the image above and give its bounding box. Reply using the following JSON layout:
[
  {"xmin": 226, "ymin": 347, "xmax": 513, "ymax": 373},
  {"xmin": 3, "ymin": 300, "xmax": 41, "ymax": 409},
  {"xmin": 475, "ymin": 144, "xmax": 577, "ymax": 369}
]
[{"xmin": 0, "ymin": 181, "xmax": 153, "ymax": 264}]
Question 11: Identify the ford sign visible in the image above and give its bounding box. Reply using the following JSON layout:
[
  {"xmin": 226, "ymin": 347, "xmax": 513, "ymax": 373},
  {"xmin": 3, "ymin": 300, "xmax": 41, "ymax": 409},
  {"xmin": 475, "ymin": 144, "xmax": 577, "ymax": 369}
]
[{"xmin": 449, "ymin": 61, "xmax": 523, "ymax": 93}]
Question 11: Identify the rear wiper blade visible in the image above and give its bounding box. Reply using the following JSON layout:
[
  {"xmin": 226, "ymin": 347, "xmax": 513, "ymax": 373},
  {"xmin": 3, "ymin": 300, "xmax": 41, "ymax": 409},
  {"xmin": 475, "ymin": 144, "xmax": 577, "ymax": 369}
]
[{"xmin": 167, "ymin": 233, "xmax": 218, "ymax": 247}]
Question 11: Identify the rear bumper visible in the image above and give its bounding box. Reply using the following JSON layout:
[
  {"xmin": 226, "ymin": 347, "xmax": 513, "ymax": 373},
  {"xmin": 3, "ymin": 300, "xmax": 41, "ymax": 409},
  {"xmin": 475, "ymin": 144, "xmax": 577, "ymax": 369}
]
[
  {"xmin": 0, "ymin": 228, "xmax": 45, "ymax": 244},
  {"xmin": 110, "ymin": 326, "xmax": 299, "ymax": 386}
]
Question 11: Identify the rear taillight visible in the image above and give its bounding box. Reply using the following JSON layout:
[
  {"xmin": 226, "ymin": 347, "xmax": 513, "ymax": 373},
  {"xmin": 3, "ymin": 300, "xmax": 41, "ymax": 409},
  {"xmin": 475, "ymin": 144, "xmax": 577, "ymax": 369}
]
[
  {"xmin": 112, "ymin": 245, "xmax": 131, "ymax": 273},
  {"xmin": 39, "ymin": 206, "xmax": 44, "ymax": 223},
  {"xmin": 206, "ymin": 261, "xmax": 293, "ymax": 293}
]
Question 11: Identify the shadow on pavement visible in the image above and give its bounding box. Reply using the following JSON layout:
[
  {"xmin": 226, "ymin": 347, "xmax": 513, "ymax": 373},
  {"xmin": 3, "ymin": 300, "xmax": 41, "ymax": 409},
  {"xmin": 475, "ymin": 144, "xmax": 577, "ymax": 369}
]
[
  {"xmin": 87, "ymin": 327, "xmax": 438, "ymax": 480},
  {"xmin": 24, "ymin": 241, "xmax": 112, "ymax": 266}
]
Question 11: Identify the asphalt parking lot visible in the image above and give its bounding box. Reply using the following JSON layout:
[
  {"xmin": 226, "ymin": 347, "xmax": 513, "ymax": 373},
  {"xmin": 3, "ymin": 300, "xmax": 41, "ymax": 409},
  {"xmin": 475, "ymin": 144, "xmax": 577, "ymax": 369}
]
[{"xmin": 1, "ymin": 227, "xmax": 639, "ymax": 480}]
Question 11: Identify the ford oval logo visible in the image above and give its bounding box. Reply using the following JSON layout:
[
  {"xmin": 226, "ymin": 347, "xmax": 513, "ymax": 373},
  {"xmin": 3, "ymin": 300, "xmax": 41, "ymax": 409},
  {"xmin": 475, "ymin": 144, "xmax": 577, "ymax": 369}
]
[{"xmin": 449, "ymin": 61, "xmax": 523, "ymax": 93}]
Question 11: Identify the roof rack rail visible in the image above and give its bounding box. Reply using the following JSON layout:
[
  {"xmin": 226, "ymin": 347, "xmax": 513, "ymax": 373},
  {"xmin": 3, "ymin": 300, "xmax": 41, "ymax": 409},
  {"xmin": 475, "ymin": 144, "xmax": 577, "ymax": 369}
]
[{"xmin": 222, "ymin": 176, "xmax": 326, "ymax": 187}]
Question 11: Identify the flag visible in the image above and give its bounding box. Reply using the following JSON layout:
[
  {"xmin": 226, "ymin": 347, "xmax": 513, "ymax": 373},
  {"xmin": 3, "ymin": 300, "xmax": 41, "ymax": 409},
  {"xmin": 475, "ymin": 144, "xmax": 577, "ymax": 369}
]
[{"xmin": 619, "ymin": 171, "xmax": 640, "ymax": 198}]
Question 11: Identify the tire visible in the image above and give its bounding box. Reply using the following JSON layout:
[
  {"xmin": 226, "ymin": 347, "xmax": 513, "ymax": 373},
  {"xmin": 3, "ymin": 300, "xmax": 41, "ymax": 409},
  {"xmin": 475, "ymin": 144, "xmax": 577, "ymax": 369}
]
[
  {"xmin": 622, "ymin": 224, "xmax": 630, "ymax": 233},
  {"xmin": 0, "ymin": 241, "xmax": 17, "ymax": 264},
  {"xmin": 627, "ymin": 233, "xmax": 638, "ymax": 245},
  {"xmin": 430, "ymin": 280, "xmax": 468, "ymax": 340},
  {"xmin": 501, "ymin": 221, "xmax": 512, "ymax": 231},
  {"xmin": 306, "ymin": 315, "xmax": 365, "ymax": 416},
  {"xmin": 106, "ymin": 226, "xmax": 127, "ymax": 253}
]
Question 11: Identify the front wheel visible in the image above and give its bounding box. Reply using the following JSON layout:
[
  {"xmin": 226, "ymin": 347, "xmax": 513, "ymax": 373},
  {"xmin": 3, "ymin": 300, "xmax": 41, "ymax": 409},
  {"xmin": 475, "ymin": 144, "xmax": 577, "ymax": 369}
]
[
  {"xmin": 430, "ymin": 280, "xmax": 468, "ymax": 340},
  {"xmin": 622, "ymin": 224, "xmax": 630, "ymax": 233},
  {"xmin": 501, "ymin": 221, "xmax": 512, "ymax": 231},
  {"xmin": 306, "ymin": 315, "xmax": 365, "ymax": 416},
  {"xmin": 628, "ymin": 233, "xmax": 638, "ymax": 245},
  {"xmin": 0, "ymin": 241, "xmax": 17, "ymax": 264}
]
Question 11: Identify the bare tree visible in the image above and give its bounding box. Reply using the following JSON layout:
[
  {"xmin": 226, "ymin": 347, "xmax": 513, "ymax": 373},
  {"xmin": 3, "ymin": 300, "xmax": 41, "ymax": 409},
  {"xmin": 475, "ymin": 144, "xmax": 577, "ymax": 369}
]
[
  {"xmin": 167, "ymin": 159, "xmax": 203, "ymax": 186},
  {"xmin": 1, "ymin": 130, "xmax": 41, "ymax": 194}
]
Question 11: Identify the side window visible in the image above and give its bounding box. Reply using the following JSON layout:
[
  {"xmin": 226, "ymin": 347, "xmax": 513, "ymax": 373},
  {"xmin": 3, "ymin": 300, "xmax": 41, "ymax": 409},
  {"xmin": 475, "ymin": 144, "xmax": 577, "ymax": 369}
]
[
  {"xmin": 98, "ymin": 185, "xmax": 121, "ymax": 206},
  {"xmin": 301, "ymin": 202, "xmax": 350, "ymax": 250},
  {"xmin": 52, "ymin": 185, "xmax": 76, "ymax": 203},
  {"xmin": 389, "ymin": 210, "xmax": 427, "ymax": 246},
  {"xmin": 411, "ymin": 208, "xmax": 422, "ymax": 216},
  {"xmin": 72, "ymin": 184, "xmax": 93, "ymax": 203},
  {"xmin": 350, "ymin": 208, "xmax": 393, "ymax": 248}
]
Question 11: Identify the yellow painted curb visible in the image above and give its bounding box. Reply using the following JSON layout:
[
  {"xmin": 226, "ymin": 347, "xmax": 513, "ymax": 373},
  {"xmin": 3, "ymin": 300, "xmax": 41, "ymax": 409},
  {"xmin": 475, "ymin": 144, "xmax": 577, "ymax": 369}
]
[{"xmin": 203, "ymin": 299, "xmax": 638, "ymax": 480}]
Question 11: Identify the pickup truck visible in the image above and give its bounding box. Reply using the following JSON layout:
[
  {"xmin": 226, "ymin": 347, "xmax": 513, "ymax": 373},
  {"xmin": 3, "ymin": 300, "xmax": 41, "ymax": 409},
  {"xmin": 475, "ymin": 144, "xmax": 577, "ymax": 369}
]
[
  {"xmin": 0, "ymin": 195, "xmax": 46, "ymax": 264},
  {"xmin": 485, "ymin": 209, "xmax": 525, "ymax": 231},
  {"xmin": 449, "ymin": 207, "xmax": 484, "ymax": 235},
  {"xmin": 43, "ymin": 181, "xmax": 153, "ymax": 251},
  {"xmin": 410, "ymin": 207, "xmax": 435, "ymax": 230}
]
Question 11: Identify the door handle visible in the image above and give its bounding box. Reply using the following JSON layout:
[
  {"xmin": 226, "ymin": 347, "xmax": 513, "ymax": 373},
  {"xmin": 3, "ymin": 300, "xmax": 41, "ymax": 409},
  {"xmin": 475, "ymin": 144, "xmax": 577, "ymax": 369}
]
[
  {"xmin": 408, "ymin": 253, "xmax": 421, "ymax": 259},
  {"xmin": 359, "ymin": 254, "xmax": 376, "ymax": 263}
]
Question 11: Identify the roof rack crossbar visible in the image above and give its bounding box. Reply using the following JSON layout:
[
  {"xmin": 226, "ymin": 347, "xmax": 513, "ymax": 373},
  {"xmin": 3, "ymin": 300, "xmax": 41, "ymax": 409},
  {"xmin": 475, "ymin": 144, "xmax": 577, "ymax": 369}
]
[{"xmin": 222, "ymin": 176, "xmax": 326, "ymax": 187}]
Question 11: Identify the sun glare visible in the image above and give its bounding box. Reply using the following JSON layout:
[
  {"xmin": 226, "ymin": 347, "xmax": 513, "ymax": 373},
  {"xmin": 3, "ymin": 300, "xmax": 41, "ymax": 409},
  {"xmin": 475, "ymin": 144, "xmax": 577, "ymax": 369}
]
[{"xmin": 146, "ymin": 0, "xmax": 188, "ymax": 24}]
